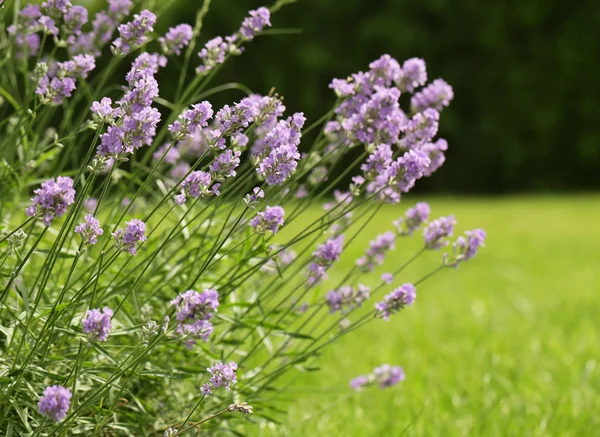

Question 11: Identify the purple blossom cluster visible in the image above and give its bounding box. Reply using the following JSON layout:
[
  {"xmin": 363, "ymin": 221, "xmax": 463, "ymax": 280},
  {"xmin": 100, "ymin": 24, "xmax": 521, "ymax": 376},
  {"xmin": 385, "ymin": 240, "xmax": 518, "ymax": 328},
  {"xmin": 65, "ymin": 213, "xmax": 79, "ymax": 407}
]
[
  {"xmin": 171, "ymin": 289, "xmax": 219, "ymax": 347},
  {"xmin": 350, "ymin": 364, "xmax": 405, "ymax": 390},
  {"xmin": 159, "ymin": 23, "xmax": 193, "ymax": 56},
  {"xmin": 256, "ymin": 113, "xmax": 305, "ymax": 185},
  {"xmin": 196, "ymin": 7, "xmax": 271, "ymax": 74},
  {"xmin": 70, "ymin": 0, "xmax": 133, "ymax": 56},
  {"xmin": 38, "ymin": 385, "xmax": 72, "ymax": 422},
  {"xmin": 239, "ymin": 7, "xmax": 271, "ymax": 41},
  {"xmin": 74, "ymin": 215, "xmax": 104, "ymax": 245},
  {"xmin": 394, "ymin": 202, "xmax": 430, "ymax": 236},
  {"xmin": 169, "ymin": 102, "xmax": 214, "ymax": 140},
  {"xmin": 36, "ymin": 54, "xmax": 96, "ymax": 105},
  {"xmin": 423, "ymin": 215, "xmax": 456, "ymax": 249},
  {"xmin": 356, "ymin": 231, "xmax": 396, "ymax": 272},
  {"xmin": 375, "ymin": 283, "xmax": 416, "ymax": 321},
  {"xmin": 112, "ymin": 218, "xmax": 147, "ymax": 255},
  {"xmin": 249, "ymin": 205, "xmax": 285, "ymax": 234},
  {"xmin": 411, "ymin": 79, "xmax": 454, "ymax": 113},
  {"xmin": 112, "ymin": 9, "xmax": 156, "ymax": 55},
  {"xmin": 95, "ymin": 53, "xmax": 162, "ymax": 159},
  {"xmin": 447, "ymin": 229, "xmax": 486, "ymax": 267},
  {"xmin": 8, "ymin": 0, "xmax": 132, "ymax": 60},
  {"xmin": 326, "ymin": 284, "xmax": 370, "ymax": 314},
  {"xmin": 307, "ymin": 235, "xmax": 344, "ymax": 285},
  {"xmin": 326, "ymin": 55, "xmax": 455, "ymax": 203},
  {"xmin": 26, "ymin": 176, "xmax": 76, "ymax": 226},
  {"xmin": 175, "ymin": 170, "xmax": 220, "ymax": 204},
  {"xmin": 82, "ymin": 307, "xmax": 113, "ymax": 341},
  {"xmin": 201, "ymin": 361, "xmax": 238, "ymax": 395}
]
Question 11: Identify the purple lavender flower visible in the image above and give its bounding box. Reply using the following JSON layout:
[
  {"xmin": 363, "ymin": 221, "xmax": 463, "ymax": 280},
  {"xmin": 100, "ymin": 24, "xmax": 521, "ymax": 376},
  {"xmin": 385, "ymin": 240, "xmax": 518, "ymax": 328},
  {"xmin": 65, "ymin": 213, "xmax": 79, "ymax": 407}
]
[
  {"xmin": 423, "ymin": 215, "xmax": 456, "ymax": 249},
  {"xmin": 41, "ymin": 0, "xmax": 70, "ymax": 17},
  {"xmin": 350, "ymin": 365, "xmax": 405, "ymax": 390},
  {"xmin": 350, "ymin": 375, "xmax": 369, "ymax": 390},
  {"xmin": 112, "ymin": 218, "xmax": 147, "ymax": 255},
  {"xmin": 39, "ymin": 15, "xmax": 59, "ymax": 35},
  {"xmin": 373, "ymin": 364, "xmax": 406, "ymax": 388},
  {"xmin": 326, "ymin": 284, "xmax": 370, "ymax": 314},
  {"xmin": 82, "ymin": 307, "xmax": 113, "ymax": 341},
  {"xmin": 394, "ymin": 202, "xmax": 430, "ymax": 236},
  {"xmin": 74, "ymin": 215, "xmax": 103, "ymax": 245},
  {"xmin": 239, "ymin": 7, "xmax": 271, "ymax": 41},
  {"xmin": 36, "ymin": 76, "xmax": 76, "ymax": 105},
  {"xmin": 397, "ymin": 58, "xmax": 427, "ymax": 93},
  {"xmin": 369, "ymin": 54, "xmax": 401, "ymax": 87},
  {"xmin": 356, "ymin": 231, "xmax": 396, "ymax": 272},
  {"xmin": 361, "ymin": 144, "xmax": 393, "ymax": 180},
  {"xmin": 411, "ymin": 79, "xmax": 454, "ymax": 113},
  {"xmin": 256, "ymin": 114, "xmax": 305, "ymax": 185},
  {"xmin": 160, "ymin": 23, "xmax": 193, "ymax": 55},
  {"xmin": 243, "ymin": 186, "xmax": 265, "ymax": 209},
  {"xmin": 375, "ymin": 283, "xmax": 416, "ymax": 321},
  {"xmin": 201, "ymin": 361, "xmax": 238, "ymax": 395},
  {"xmin": 307, "ymin": 235, "xmax": 344, "ymax": 285},
  {"xmin": 381, "ymin": 272, "xmax": 394, "ymax": 284},
  {"xmin": 26, "ymin": 176, "xmax": 76, "ymax": 226},
  {"xmin": 175, "ymin": 171, "xmax": 214, "ymax": 204},
  {"xmin": 209, "ymin": 149, "xmax": 241, "ymax": 180},
  {"xmin": 398, "ymin": 108, "xmax": 439, "ymax": 150},
  {"xmin": 38, "ymin": 385, "xmax": 72, "ymax": 422},
  {"xmin": 196, "ymin": 36, "xmax": 238, "ymax": 74},
  {"xmin": 112, "ymin": 9, "xmax": 156, "ymax": 55},
  {"xmin": 171, "ymin": 289, "xmax": 219, "ymax": 346},
  {"xmin": 389, "ymin": 149, "xmax": 431, "ymax": 193},
  {"xmin": 448, "ymin": 229, "xmax": 486, "ymax": 266},
  {"xmin": 169, "ymin": 102, "xmax": 214, "ymax": 140},
  {"xmin": 249, "ymin": 206, "xmax": 285, "ymax": 234},
  {"xmin": 91, "ymin": 97, "xmax": 116, "ymax": 122},
  {"xmin": 64, "ymin": 6, "xmax": 88, "ymax": 42},
  {"xmin": 421, "ymin": 138, "xmax": 448, "ymax": 177}
]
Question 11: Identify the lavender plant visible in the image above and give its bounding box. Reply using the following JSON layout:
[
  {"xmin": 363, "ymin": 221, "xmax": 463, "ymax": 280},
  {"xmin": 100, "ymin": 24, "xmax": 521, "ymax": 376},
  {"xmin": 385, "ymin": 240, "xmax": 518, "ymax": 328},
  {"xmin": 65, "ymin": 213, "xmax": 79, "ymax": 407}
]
[{"xmin": 0, "ymin": 0, "xmax": 486, "ymax": 435}]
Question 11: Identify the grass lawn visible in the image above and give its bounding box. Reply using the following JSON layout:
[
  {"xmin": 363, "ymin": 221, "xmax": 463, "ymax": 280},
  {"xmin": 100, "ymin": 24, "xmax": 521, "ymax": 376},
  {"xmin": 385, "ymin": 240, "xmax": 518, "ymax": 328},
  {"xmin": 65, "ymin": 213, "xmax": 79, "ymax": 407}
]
[{"xmin": 248, "ymin": 195, "xmax": 600, "ymax": 436}]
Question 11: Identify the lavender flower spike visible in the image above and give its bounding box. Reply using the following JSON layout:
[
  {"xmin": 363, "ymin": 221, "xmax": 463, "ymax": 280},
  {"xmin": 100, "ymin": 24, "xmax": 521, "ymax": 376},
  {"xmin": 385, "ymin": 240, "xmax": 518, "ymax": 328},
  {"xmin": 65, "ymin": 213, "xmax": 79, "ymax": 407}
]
[
  {"xmin": 307, "ymin": 234, "xmax": 345, "ymax": 285},
  {"xmin": 356, "ymin": 231, "xmax": 396, "ymax": 272},
  {"xmin": 424, "ymin": 215, "xmax": 456, "ymax": 249},
  {"xmin": 82, "ymin": 307, "xmax": 113, "ymax": 341},
  {"xmin": 168, "ymin": 101, "xmax": 213, "ymax": 140},
  {"xmin": 239, "ymin": 7, "xmax": 271, "ymax": 41},
  {"xmin": 38, "ymin": 385, "xmax": 72, "ymax": 422},
  {"xmin": 112, "ymin": 9, "xmax": 156, "ymax": 55},
  {"xmin": 394, "ymin": 202, "xmax": 430, "ymax": 236},
  {"xmin": 373, "ymin": 364, "xmax": 406, "ymax": 388},
  {"xmin": 448, "ymin": 228, "xmax": 486, "ymax": 267},
  {"xmin": 171, "ymin": 289, "xmax": 219, "ymax": 347},
  {"xmin": 112, "ymin": 218, "xmax": 147, "ymax": 255},
  {"xmin": 26, "ymin": 176, "xmax": 76, "ymax": 226},
  {"xmin": 375, "ymin": 283, "xmax": 416, "ymax": 321},
  {"xmin": 411, "ymin": 78, "xmax": 454, "ymax": 113},
  {"xmin": 74, "ymin": 215, "xmax": 104, "ymax": 245},
  {"xmin": 249, "ymin": 205, "xmax": 285, "ymax": 234},
  {"xmin": 159, "ymin": 23, "xmax": 193, "ymax": 55},
  {"xmin": 201, "ymin": 361, "xmax": 238, "ymax": 395}
]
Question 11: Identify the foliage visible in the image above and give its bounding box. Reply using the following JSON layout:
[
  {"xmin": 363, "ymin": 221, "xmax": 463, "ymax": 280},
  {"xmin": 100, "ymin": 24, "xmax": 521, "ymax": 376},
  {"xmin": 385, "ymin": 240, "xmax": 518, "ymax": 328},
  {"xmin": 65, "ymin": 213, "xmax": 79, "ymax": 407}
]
[{"xmin": 0, "ymin": 0, "xmax": 485, "ymax": 435}]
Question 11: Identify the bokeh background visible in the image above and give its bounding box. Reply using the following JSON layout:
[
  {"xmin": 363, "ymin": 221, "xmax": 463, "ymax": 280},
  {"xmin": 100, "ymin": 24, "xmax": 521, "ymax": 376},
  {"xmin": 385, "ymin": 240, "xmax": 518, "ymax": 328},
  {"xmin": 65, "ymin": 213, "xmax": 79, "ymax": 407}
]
[{"xmin": 159, "ymin": 0, "xmax": 600, "ymax": 194}]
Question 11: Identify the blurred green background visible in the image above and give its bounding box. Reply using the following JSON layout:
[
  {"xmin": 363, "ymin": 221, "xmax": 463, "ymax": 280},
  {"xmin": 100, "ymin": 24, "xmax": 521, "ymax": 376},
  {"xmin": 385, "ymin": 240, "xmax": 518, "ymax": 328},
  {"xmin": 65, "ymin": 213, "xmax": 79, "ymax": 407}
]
[{"xmin": 161, "ymin": 0, "xmax": 600, "ymax": 194}]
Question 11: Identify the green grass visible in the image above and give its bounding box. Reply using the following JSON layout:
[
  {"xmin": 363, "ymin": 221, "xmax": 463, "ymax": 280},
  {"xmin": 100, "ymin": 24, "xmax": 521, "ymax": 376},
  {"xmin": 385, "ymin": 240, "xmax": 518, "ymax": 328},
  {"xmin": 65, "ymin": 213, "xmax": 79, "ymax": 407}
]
[{"xmin": 249, "ymin": 195, "xmax": 600, "ymax": 436}]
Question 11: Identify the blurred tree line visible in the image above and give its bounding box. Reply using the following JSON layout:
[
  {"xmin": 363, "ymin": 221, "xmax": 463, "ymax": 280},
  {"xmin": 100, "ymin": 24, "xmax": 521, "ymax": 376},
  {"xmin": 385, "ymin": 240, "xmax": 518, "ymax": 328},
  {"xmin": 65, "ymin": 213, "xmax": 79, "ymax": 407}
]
[{"xmin": 162, "ymin": 0, "xmax": 599, "ymax": 193}]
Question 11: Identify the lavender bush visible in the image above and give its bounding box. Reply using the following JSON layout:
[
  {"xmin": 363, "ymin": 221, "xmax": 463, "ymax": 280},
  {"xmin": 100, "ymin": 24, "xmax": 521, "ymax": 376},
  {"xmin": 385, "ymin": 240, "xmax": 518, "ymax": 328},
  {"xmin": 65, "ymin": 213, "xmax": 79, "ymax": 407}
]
[{"xmin": 0, "ymin": 0, "xmax": 485, "ymax": 434}]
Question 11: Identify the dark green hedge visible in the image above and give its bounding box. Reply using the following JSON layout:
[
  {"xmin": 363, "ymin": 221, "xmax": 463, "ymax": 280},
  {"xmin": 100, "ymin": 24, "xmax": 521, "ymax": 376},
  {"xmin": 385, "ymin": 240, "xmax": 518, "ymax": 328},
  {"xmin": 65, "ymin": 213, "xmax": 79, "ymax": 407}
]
[{"xmin": 162, "ymin": 0, "xmax": 599, "ymax": 193}]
